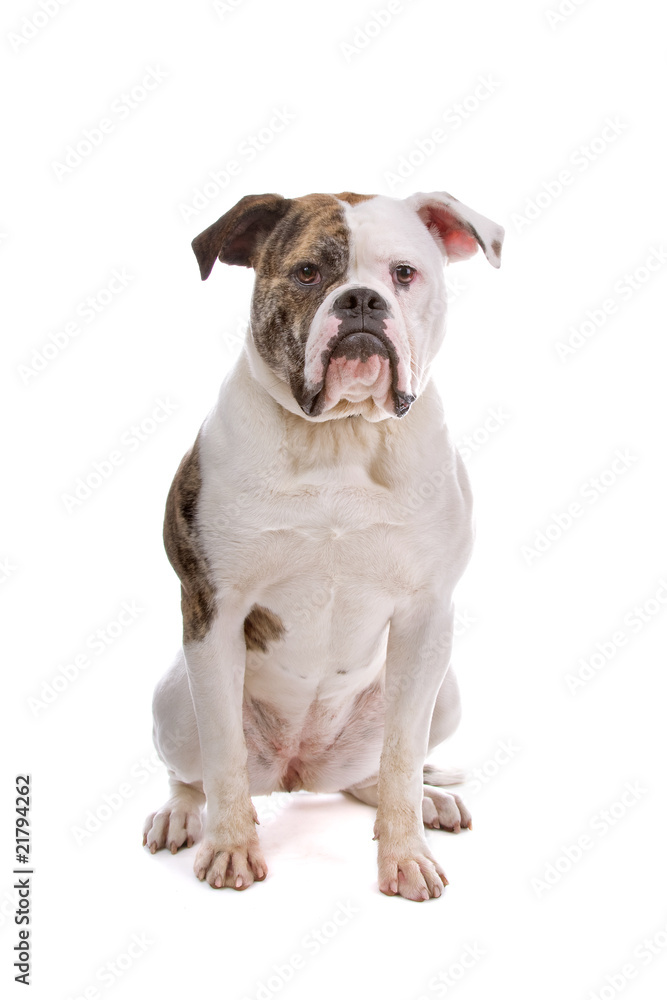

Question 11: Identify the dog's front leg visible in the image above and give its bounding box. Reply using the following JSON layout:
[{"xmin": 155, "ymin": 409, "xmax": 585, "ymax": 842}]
[
  {"xmin": 375, "ymin": 601, "xmax": 456, "ymax": 901},
  {"xmin": 185, "ymin": 611, "xmax": 267, "ymax": 890}
]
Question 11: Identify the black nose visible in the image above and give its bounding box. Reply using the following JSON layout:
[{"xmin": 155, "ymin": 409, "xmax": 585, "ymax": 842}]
[{"xmin": 333, "ymin": 286, "xmax": 389, "ymax": 316}]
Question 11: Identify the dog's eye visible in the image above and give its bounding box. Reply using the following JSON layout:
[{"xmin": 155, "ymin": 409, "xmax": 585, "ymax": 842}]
[
  {"xmin": 393, "ymin": 265, "xmax": 416, "ymax": 285},
  {"xmin": 294, "ymin": 264, "xmax": 321, "ymax": 285}
]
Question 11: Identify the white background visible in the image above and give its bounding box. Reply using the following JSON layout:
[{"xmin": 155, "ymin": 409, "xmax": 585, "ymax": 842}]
[{"xmin": 2, "ymin": 1, "xmax": 666, "ymax": 998}]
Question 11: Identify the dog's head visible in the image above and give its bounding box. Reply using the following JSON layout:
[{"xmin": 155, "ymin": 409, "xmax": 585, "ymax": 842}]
[{"xmin": 192, "ymin": 191, "xmax": 503, "ymax": 422}]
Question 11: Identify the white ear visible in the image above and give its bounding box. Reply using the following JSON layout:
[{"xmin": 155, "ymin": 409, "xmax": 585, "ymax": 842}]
[{"xmin": 406, "ymin": 191, "xmax": 504, "ymax": 268}]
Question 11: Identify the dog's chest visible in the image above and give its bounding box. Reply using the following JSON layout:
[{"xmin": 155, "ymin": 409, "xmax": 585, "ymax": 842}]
[
  {"xmin": 203, "ymin": 450, "xmax": 432, "ymax": 601},
  {"xmin": 192, "ymin": 388, "xmax": 471, "ymax": 793},
  {"xmin": 239, "ymin": 477, "xmax": 410, "ymax": 670},
  {"xmin": 226, "ymin": 477, "xmax": 401, "ymax": 793},
  {"xmin": 203, "ymin": 464, "xmax": 426, "ymax": 699}
]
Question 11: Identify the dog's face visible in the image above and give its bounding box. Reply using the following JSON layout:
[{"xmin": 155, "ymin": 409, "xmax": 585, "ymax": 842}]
[{"xmin": 192, "ymin": 191, "xmax": 503, "ymax": 422}]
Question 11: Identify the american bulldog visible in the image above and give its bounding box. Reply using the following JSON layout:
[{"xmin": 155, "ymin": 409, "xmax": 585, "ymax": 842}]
[{"xmin": 143, "ymin": 189, "xmax": 503, "ymax": 900}]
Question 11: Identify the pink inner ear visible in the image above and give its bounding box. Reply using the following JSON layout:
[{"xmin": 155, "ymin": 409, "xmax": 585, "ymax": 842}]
[
  {"xmin": 421, "ymin": 205, "xmax": 479, "ymax": 262},
  {"xmin": 443, "ymin": 229, "xmax": 479, "ymax": 262}
]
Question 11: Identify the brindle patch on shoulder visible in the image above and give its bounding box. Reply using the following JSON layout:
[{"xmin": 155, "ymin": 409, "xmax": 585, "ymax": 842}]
[
  {"xmin": 163, "ymin": 435, "xmax": 216, "ymax": 644},
  {"xmin": 244, "ymin": 605, "xmax": 286, "ymax": 653}
]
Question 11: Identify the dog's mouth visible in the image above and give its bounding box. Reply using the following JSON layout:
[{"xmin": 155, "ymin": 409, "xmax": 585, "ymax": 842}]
[{"xmin": 297, "ymin": 330, "xmax": 415, "ymax": 419}]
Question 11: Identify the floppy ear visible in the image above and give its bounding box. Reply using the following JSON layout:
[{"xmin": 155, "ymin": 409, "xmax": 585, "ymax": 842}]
[
  {"xmin": 191, "ymin": 193, "xmax": 291, "ymax": 280},
  {"xmin": 406, "ymin": 191, "xmax": 504, "ymax": 268}
]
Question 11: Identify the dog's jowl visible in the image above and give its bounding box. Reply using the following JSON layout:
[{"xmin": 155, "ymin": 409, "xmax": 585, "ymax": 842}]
[{"xmin": 143, "ymin": 190, "xmax": 503, "ymax": 900}]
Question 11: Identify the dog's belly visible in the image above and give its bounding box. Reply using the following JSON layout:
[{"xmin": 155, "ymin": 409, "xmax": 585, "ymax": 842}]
[
  {"xmin": 240, "ymin": 525, "xmax": 399, "ymax": 795},
  {"xmin": 243, "ymin": 676, "xmax": 386, "ymax": 795}
]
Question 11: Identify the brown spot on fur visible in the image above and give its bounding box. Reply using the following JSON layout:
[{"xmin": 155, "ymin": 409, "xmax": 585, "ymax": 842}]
[
  {"xmin": 192, "ymin": 192, "xmax": 377, "ymax": 412},
  {"xmin": 244, "ymin": 605, "xmax": 285, "ymax": 653},
  {"xmin": 163, "ymin": 436, "xmax": 216, "ymax": 644},
  {"xmin": 256, "ymin": 194, "xmax": 350, "ymax": 276},
  {"xmin": 491, "ymin": 238, "xmax": 502, "ymax": 260},
  {"xmin": 250, "ymin": 194, "xmax": 352, "ymax": 401},
  {"xmin": 335, "ymin": 191, "xmax": 375, "ymax": 206}
]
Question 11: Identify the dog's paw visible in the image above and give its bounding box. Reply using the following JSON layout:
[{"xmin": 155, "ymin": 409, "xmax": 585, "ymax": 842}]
[
  {"xmin": 377, "ymin": 840, "xmax": 448, "ymax": 901},
  {"xmin": 193, "ymin": 835, "xmax": 267, "ymax": 890},
  {"xmin": 422, "ymin": 788, "xmax": 472, "ymax": 833},
  {"xmin": 143, "ymin": 798, "xmax": 203, "ymax": 855}
]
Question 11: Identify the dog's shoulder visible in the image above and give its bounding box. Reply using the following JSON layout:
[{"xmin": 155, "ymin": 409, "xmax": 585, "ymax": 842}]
[{"xmin": 163, "ymin": 433, "xmax": 216, "ymax": 643}]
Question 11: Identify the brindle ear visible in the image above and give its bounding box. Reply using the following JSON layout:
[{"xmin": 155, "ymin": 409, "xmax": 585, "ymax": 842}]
[
  {"xmin": 191, "ymin": 193, "xmax": 291, "ymax": 280},
  {"xmin": 406, "ymin": 191, "xmax": 504, "ymax": 268}
]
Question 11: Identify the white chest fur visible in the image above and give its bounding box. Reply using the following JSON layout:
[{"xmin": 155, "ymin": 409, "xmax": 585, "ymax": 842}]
[{"xmin": 192, "ymin": 353, "xmax": 472, "ymax": 784}]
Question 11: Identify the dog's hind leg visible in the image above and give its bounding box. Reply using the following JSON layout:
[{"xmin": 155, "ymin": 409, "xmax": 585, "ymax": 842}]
[
  {"xmin": 420, "ymin": 666, "xmax": 471, "ymax": 829},
  {"xmin": 143, "ymin": 774, "xmax": 205, "ymax": 854},
  {"xmin": 143, "ymin": 649, "xmax": 206, "ymax": 854}
]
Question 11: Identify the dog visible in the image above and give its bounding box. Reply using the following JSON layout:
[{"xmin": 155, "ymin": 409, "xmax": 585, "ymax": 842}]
[{"xmin": 143, "ymin": 189, "xmax": 503, "ymax": 901}]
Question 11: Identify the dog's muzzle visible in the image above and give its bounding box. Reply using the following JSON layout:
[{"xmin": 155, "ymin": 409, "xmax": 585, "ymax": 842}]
[{"xmin": 299, "ymin": 287, "xmax": 415, "ymax": 418}]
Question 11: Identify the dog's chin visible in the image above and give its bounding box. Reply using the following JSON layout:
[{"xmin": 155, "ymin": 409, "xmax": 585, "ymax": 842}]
[
  {"xmin": 321, "ymin": 396, "xmax": 394, "ymax": 422},
  {"xmin": 319, "ymin": 355, "xmax": 394, "ymax": 421},
  {"xmin": 245, "ymin": 337, "xmax": 413, "ymax": 423},
  {"xmin": 300, "ymin": 353, "xmax": 416, "ymax": 422}
]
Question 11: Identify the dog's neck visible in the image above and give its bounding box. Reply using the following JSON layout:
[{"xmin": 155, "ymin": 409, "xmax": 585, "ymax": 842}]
[{"xmin": 222, "ymin": 337, "xmax": 445, "ymax": 487}]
